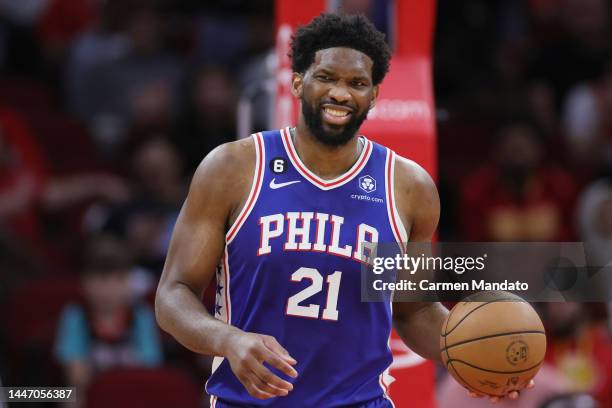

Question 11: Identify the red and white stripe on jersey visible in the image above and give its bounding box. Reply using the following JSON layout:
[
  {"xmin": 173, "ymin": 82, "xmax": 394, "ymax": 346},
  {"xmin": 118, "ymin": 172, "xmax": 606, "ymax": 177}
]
[
  {"xmin": 280, "ymin": 127, "xmax": 373, "ymax": 190},
  {"xmin": 220, "ymin": 248, "xmax": 231, "ymax": 324},
  {"xmin": 206, "ymin": 246, "xmax": 232, "ymax": 391},
  {"xmin": 385, "ymin": 150, "xmax": 409, "ymax": 254},
  {"xmin": 379, "ymin": 369, "xmax": 396, "ymax": 408},
  {"xmin": 208, "ymin": 134, "xmax": 264, "ymax": 395},
  {"xmin": 226, "ymin": 132, "xmax": 265, "ymax": 244}
]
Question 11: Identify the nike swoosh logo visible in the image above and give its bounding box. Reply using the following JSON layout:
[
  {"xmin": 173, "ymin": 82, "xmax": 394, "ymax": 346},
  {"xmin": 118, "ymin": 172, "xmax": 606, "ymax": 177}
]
[{"xmin": 269, "ymin": 178, "xmax": 301, "ymax": 189}]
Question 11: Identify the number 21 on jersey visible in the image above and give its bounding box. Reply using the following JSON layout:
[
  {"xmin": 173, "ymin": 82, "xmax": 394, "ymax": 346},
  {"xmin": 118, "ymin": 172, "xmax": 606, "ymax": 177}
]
[{"xmin": 285, "ymin": 267, "xmax": 342, "ymax": 321}]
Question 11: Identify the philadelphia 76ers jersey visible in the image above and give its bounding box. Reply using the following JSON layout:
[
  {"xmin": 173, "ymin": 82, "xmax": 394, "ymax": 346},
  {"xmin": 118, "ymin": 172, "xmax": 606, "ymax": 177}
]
[{"xmin": 206, "ymin": 127, "xmax": 409, "ymax": 407}]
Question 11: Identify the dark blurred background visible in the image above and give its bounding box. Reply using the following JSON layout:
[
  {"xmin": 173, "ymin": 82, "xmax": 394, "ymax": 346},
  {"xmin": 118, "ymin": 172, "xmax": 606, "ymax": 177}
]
[{"xmin": 0, "ymin": 0, "xmax": 611, "ymax": 407}]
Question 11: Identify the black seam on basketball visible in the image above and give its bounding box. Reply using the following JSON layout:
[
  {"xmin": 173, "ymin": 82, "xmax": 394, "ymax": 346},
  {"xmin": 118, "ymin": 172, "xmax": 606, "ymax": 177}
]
[
  {"xmin": 442, "ymin": 301, "xmax": 496, "ymax": 337},
  {"xmin": 447, "ymin": 361, "xmax": 481, "ymax": 395},
  {"xmin": 439, "ymin": 330, "xmax": 546, "ymax": 353},
  {"xmin": 446, "ymin": 359, "xmax": 544, "ymax": 374},
  {"xmin": 441, "ymin": 298, "xmax": 526, "ymax": 337},
  {"xmin": 443, "ymin": 303, "xmax": 456, "ymax": 363}
]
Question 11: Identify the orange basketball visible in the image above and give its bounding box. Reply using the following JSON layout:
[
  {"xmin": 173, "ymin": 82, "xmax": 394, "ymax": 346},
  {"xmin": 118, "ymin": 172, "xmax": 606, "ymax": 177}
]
[{"xmin": 440, "ymin": 291, "xmax": 547, "ymax": 397}]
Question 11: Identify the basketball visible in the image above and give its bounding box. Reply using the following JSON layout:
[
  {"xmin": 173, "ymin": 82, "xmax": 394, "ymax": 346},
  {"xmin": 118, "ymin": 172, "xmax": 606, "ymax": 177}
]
[{"xmin": 440, "ymin": 291, "xmax": 547, "ymax": 397}]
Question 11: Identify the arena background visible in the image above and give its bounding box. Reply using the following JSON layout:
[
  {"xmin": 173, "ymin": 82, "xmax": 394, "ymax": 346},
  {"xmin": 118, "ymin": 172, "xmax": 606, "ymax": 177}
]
[{"xmin": 0, "ymin": 0, "xmax": 611, "ymax": 407}]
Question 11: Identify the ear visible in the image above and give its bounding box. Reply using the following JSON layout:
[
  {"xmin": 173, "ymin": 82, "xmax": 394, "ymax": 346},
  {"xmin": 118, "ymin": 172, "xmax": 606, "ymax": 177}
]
[
  {"xmin": 369, "ymin": 85, "xmax": 380, "ymax": 109},
  {"xmin": 291, "ymin": 72, "xmax": 304, "ymax": 98}
]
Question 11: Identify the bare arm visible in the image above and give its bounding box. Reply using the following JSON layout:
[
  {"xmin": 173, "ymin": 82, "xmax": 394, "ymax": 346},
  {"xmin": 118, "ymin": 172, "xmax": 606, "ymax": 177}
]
[
  {"xmin": 155, "ymin": 139, "xmax": 297, "ymax": 399},
  {"xmin": 155, "ymin": 142, "xmax": 241, "ymax": 355},
  {"xmin": 391, "ymin": 157, "xmax": 447, "ymax": 362}
]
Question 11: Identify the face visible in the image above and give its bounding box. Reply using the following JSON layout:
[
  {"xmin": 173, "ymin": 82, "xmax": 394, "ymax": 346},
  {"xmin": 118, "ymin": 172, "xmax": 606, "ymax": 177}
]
[
  {"xmin": 292, "ymin": 47, "xmax": 378, "ymax": 146},
  {"xmin": 195, "ymin": 68, "xmax": 236, "ymax": 118},
  {"xmin": 83, "ymin": 270, "xmax": 131, "ymax": 313},
  {"xmin": 497, "ymin": 124, "xmax": 542, "ymax": 174},
  {"xmin": 133, "ymin": 138, "xmax": 182, "ymax": 197}
]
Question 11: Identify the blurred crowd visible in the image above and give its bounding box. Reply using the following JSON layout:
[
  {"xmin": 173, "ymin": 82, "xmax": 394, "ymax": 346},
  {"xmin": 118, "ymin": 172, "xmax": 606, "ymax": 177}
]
[
  {"xmin": 0, "ymin": 0, "xmax": 611, "ymax": 407},
  {"xmin": 436, "ymin": 0, "xmax": 612, "ymax": 406},
  {"xmin": 0, "ymin": 0, "xmax": 271, "ymax": 406}
]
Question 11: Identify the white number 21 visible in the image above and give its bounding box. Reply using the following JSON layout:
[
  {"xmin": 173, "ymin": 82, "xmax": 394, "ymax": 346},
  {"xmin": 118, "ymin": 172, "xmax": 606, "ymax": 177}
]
[{"xmin": 286, "ymin": 267, "xmax": 342, "ymax": 321}]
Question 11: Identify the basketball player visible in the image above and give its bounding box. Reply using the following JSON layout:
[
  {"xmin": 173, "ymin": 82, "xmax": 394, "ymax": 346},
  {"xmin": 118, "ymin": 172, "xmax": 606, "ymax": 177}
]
[{"xmin": 156, "ymin": 13, "xmax": 529, "ymax": 407}]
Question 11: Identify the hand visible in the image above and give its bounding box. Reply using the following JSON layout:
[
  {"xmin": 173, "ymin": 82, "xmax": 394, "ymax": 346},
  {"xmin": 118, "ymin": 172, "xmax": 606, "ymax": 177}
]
[
  {"xmin": 224, "ymin": 331, "xmax": 298, "ymax": 400},
  {"xmin": 467, "ymin": 380, "xmax": 535, "ymax": 404}
]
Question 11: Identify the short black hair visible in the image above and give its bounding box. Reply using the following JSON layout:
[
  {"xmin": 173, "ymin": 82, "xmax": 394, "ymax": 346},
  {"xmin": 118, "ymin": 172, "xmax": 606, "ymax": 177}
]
[
  {"xmin": 81, "ymin": 234, "xmax": 133, "ymax": 276},
  {"xmin": 290, "ymin": 13, "xmax": 391, "ymax": 85}
]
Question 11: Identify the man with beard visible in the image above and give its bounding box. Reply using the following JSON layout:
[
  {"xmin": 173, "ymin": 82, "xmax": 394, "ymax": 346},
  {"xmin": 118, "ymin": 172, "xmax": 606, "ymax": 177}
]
[{"xmin": 155, "ymin": 13, "xmax": 529, "ymax": 407}]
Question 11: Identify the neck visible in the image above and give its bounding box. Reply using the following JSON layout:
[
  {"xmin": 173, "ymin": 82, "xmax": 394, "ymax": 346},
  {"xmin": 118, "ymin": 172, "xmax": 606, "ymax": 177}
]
[{"xmin": 293, "ymin": 119, "xmax": 362, "ymax": 180}]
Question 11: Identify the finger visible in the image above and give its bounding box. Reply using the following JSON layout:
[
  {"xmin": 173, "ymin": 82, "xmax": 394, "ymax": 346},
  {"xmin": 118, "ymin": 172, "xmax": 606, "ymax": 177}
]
[
  {"xmin": 467, "ymin": 391, "xmax": 484, "ymax": 398},
  {"xmin": 246, "ymin": 381, "xmax": 277, "ymax": 400},
  {"xmin": 249, "ymin": 357, "xmax": 295, "ymax": 390},
  {"xmin": 508, "ymin": 391, "xmax": 519, "ymax": 400},
  {"xmin": 236, "ymin": 375, "xmax": 275, "ymax": 400},
  {"xmin": 250, "ymin": 370, "xmax": 290, "ymax": 397},
  {"xmin": 260, "ymin": 348, "xmax": 299, "ymax": 378},
  {"xmin": 526, "ymin": 380, "xmax": 535, "ymax": 389},
  {"xmin": 489, "ymin": 396, "xmax": 501, "ymax": 404},
  {"xmin": 262, "ymin": 336, "xmax": 297, "ymax": 365}
]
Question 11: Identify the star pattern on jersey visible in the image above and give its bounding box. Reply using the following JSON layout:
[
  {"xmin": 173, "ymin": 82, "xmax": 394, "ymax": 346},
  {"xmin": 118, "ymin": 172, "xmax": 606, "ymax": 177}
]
[
  {"xmin": 215, "ymin": 302, "xmax": 223, "ymax": 316},
  {"xmin": 216, "ymin": 284, "xmax": 223, "ymax": 295}
]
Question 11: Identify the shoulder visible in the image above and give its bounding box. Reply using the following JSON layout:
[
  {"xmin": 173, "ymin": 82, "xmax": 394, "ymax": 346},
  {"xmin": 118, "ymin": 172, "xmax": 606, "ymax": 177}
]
[
  {"xmin": 393, "ymin": 153, "xmax": 438, "ymax": 206},
  {"xmin": 192, "ymin": 136, "xmax": 257, "ymax": 185},
  {"xmin": 188, "ymin": 136, "xmax": 258, "ymax": 215},
  {"xmin": 392, "ymin": 152, "xmax": 440, "ymax": 241}
]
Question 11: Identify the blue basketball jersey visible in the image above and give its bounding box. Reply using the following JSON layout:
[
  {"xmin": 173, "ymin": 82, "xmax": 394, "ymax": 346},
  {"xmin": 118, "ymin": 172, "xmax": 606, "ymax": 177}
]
[{"xmin": 206, "ymin": 128, "xmax": 408, "ymax": 408}]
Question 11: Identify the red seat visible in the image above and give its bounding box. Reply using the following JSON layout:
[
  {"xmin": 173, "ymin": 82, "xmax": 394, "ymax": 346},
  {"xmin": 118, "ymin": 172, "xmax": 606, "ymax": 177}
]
[
  {"xmin": 86, "ymin": 368, "xmax": 202, "ymax": 408},
  {"xmin": 5, "ymin": 277, "xmax": 82, "ymax": 348},
  {"xmin": 0, "ymin": 77, "xmax": 54, "ymax": 112},
  {"xmin": 3, "ymin": 276, "xmax": 82, "ymax": 386},
  {"xmin": 438, "ymin": 118, "xmax": 495, "ymax": 185},
  {"xmin": 25, "ymin": 110, "xmax": 99, "ymax": 175}
]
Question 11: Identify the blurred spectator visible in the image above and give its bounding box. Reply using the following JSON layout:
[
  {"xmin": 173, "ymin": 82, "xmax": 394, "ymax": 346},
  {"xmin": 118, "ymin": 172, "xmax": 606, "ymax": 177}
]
[
  {"xmin": 434, "ymin": 0, "xmax": 508, "ymax": 108},
  {"xmin": 0, "ymin": 107, "xmax": 129, "ymax": 268},
  {"xmin": 541, "ymin": 302, "xmax": 612, "ymax": 406},
  {"xmin": 577, "ymin": 179, "xmax": 612, "ymax": 268},
  {"xmin": 0, "ymin": 108, "xmax": 47, "ymax": 250},
  {"xmin": 529, "ymin": 0, "xmax": 612, "ymax": 109},
  {"xmin": 0, "ymin": 0, "xmax": 49, "ymax": 74},
  {"xmin": 94, "ymin": 136, "xmax": 186, "ymax": 273},
  {"xmin": 0, "ymin": 0, "xmax": 50, "ymax": 25},
  {"xmin": 0, "ymin": 232, "xmax": 38, "ymax": 304},
  {"xmin": 129, "ymin": 136, "xmax": 186, "ymax": 208},
  {"xmin": 174, "ymin": 66, "xmax": 237, "ymax": 173},
  {"xmin": 73, "ymin": 2, "xmax": 183, "ymax": 155},
  {"xmin": 191, "ymin": 2, "xmax": 273, "ymax": 69},
  {"xmin": 64, "ymin": 0, "xmax": 130, "ymax": 122},
  {"xmin": 338, "ymin": 0, "xmax": 390, "ymax": 37},
  {"xmin": 55, "ymin": 234, "xmax": 162, "ymax": 392},
  {"xmin": 576, "ymin": 179, "xmax": 612, "ymax": 338},
  {"xmin": 563, "ymin": 61, "xmax": 612, "ymax": 175},
  {"xmin": 460, "ymin": 119, "xmax": 576, "ymax": 241},
  {"xmin": 36, "ymin": 0, "xmax": 98, "ymax": 66}
]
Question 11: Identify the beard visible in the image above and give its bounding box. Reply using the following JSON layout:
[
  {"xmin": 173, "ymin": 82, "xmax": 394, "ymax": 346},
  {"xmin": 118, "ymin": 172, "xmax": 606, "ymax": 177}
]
[{"xmin": 301, "ymin": 98, "xmax": 369, "ymax": 147}]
